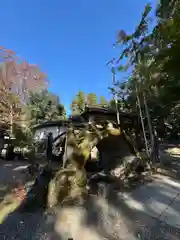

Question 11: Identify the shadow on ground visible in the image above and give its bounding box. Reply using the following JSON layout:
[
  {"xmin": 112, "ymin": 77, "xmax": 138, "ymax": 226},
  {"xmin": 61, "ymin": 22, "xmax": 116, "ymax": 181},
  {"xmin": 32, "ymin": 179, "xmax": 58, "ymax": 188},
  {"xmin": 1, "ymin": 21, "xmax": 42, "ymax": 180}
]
[
  {"xmin": 85, "ymin": 176, "xmax": 180, "ymax": 239},
  {"xmin": 1, "ymin": 152, "xmax": 180, "ymax": 239},
  {"xmin": 53, "ymin": 170, "xmax": 180, "ymax": 240},
  {"xmin": 0, "ymin": 166, "xmax": 60, "ymax": 240}
]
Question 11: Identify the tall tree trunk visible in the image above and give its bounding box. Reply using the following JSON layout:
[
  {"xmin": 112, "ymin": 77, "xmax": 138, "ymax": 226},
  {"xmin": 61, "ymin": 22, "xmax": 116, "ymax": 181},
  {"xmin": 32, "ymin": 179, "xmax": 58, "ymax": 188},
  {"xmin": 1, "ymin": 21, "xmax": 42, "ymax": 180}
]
[
  {"xmin": 114, "ymin": 95, "xmax": 120, "ymax": 125},
  {"xmin": 143, "ymin": 91, "xmax": 155, "ymax": 162},
  {"xmin": 136, "ymin": 86, "xmax": 149, "ymax": 157},
  {"xmin": 112, "ymin": 63, "xmax": 120, "ymax": 125}
]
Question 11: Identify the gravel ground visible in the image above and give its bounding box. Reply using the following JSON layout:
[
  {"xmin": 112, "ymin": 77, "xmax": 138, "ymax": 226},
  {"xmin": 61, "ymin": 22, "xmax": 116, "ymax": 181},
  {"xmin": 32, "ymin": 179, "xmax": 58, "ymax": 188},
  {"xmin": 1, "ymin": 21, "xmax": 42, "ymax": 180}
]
[
  {"xmin": 0, "ymin": 210, "xmax": 59, "ymax": 240},
  {"xmin": 1, "ymin": 154, "xmax": 180, "ymax": 240},
  {"xmin": 0, "ymin": 193, "xmax": 180, "ymax": 240}
]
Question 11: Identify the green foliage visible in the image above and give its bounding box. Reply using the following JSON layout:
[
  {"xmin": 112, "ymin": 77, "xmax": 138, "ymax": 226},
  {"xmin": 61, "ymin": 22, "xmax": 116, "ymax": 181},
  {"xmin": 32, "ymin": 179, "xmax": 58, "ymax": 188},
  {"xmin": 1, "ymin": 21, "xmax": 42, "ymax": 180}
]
[
  {"xmin": 70, "ymin": 91, "xmax": 109, "ymax": 115},
  {"xmin": 87, "ymin": 93, "xmax": 98, "ymax": 105},
  {"xmin": 25, "ymin": 89, "xmax": 66, "ymax": 127},
  {"xmin": 13, "ymin": 123, "xmax": 33, "ymax": 148},
  {"xmin": 111, "ymin": 1, "xmax": 180, "ymax": 139},
  {"xmin": 70, "ymin": 91, "xmax": 86, "ymax": 115},
  {"xmin": 109, "ymin": 99, "xmax": 122, "ymax": 111},
  {"xmin": 99, "ymin": 96, "xmax": 108, "ymax": 106}
]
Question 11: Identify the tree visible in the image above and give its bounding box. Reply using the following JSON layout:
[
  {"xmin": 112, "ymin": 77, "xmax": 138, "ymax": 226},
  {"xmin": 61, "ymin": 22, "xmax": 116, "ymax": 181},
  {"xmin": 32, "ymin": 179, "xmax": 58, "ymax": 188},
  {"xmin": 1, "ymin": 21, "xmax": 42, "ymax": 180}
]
[
  {"xmin": 99, "ymin": 96, "xmax": 108, "ymax": 106},
  {"xmin": 70, "ymin": 91, "xmax": 86, "ymax": 115},
  {"xmin": 25, "ymin": 90, "xmax": 66, "ymax": 127},
  {"xmin": 70, "ymin": 91, "xmax": 112, "ymax": 116},
  {"xmin": 87, "ymin": 93, "xmax": 98, "ymax": 106},
  {"xmin": 110, "ymin": 1, "xmax": 180, "ymax": 139},
  {"xmin": 0, "ymin": 47, "xmax": 47, "ymax": 101},
  {"xmin": 0, "ymin": 46, "xmax": 47, "ymax": 133}
]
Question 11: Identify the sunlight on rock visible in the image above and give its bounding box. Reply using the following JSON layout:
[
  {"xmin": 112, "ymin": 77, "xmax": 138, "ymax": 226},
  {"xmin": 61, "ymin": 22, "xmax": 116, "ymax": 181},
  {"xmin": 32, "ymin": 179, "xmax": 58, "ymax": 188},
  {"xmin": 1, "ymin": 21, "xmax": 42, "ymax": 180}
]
[
  {"xmin": 90, "ymin": 146, "xmax": 99, "ymax": 161},
  {"xmin": 108, "ymin": 128, "xmax": 121, "ymax": 136},
  {"xmin": 13, "ymin": 165, "xmax": 29, "ymax": 172}
]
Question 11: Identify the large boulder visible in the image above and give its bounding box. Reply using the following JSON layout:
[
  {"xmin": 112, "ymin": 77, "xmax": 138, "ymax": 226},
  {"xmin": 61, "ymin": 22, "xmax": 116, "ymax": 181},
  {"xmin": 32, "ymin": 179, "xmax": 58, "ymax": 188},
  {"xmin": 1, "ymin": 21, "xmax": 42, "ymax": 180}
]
[{"xmin": 97, "ymin": 132, "xmax": 135, "ymax": 175}]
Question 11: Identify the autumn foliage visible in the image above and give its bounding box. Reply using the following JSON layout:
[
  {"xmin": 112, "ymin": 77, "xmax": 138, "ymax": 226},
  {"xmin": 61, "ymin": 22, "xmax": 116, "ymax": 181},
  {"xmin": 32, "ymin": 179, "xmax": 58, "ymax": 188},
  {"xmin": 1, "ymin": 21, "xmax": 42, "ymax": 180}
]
[{"xmin": 0, "ymin": 46, "xmax": 47, "ymax": 127}]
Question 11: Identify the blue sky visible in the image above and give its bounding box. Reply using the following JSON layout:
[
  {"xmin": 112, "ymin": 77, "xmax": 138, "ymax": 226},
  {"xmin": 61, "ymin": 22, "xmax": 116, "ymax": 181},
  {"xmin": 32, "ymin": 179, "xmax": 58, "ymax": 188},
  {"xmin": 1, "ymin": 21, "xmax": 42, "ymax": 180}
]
[{"xmin": 0, "ymin": 0, "xmax": 156, "ymax": 114}]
